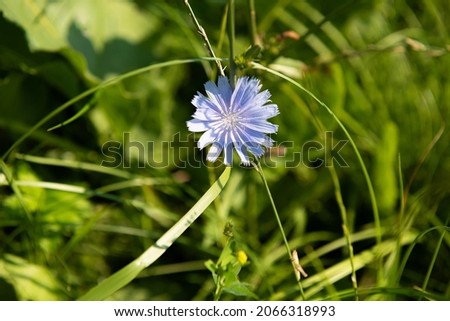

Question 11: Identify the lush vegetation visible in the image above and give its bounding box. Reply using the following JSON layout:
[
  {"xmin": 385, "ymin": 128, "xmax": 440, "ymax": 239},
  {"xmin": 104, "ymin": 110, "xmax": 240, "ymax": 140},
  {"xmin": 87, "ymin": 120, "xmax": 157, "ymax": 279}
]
[{"xmin": 0, "ymin": 0, "xmax": 449, "ymax": 300}]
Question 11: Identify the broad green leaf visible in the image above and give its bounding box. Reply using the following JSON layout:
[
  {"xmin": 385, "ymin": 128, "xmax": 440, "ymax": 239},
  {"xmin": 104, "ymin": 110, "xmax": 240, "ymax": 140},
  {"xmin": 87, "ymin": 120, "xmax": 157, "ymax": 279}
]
[
  {"xmin": 223, "ymin": 282, "xmax": 258, "ymax": 299},
  {"xmin": 0, "ymin": 159, "xmax": 32, "ymax": 221},
  {"xmin": 47, "ymin": 0, "xmax": 154, "ymax": 51},
  {"xmin": 0, "ymin": 0, "xmax": 153, "ymax": 52},
  {"xmin": 0, "ymin": 0, "xmax": 154, "ymax": 79},
  {"xmin": 0, "ymin": 0, "xmax": 66, "ymax": 51},
  {"xmin": 0, "ymin": 254, "xmax": 67, "ymax": 300},
  {"xmin": 4, "ymin": 162, "xmax": 44, "ymax": 214}
]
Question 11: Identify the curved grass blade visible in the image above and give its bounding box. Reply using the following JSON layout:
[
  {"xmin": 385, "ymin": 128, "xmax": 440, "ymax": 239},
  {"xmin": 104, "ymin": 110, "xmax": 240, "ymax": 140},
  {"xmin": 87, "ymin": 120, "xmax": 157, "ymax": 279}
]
[
  {"xmin": 251, "ymin": 62, "xmax": 382, "ymax": 278},
  {"xmin": 15, "ymin": 153, "xmax": 136, "ymax": 179},
  {"xmin": 322, "ymin": 286, "xmax": 447, "ymax": 301},
  {"xmin": 15, "ymin": 154, "xmax": 178, "ymax": 191},
  {"xmin": 299, "ymin": 231, "xmax": 417, "ymax": 300},
  {"xmin": 46, "ymin": 97, "xmax": 96, "ymax": 132},
  {"xmin": 421, "ymin": 219, "xmax": 448, "ymax": 294},
  {"xmin": 396, "ymin": 225, "xmax": 450, "ymax": 287},
  {"xmin": 1, "ymin": 58, "xmax": 213, "ymax": 160},
  {"xmin": 77, "ymin": 166, "xmax": 231, "ymax": 300},
  {"xmin": 0, "ymin": 159, "xmax": 32, "ymax": 222},
  {"xmin": 253, "ymin": 162, "xmax": 306, "ymax": 299}
]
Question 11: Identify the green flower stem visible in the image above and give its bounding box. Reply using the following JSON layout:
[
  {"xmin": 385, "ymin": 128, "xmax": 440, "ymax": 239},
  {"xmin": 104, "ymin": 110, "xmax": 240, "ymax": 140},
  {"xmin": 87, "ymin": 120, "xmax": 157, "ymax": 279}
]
[
  {"xmin": 78, "ymin": 167, "xmax": 231, "ymax": 300},
  {"xmin": 253, "ymin": 162, "xmax": 306, "ymax": 300},
  {"xmin": 184, "ymin": 0, "xmax": 225, "ymax": 77},
  {"xmin": 228, "ymin": 0, "xmax": 236, "ymax": 87},
  {"xmin": 248, "ymin": 0, "xmax": 260, "ymax": 46}
]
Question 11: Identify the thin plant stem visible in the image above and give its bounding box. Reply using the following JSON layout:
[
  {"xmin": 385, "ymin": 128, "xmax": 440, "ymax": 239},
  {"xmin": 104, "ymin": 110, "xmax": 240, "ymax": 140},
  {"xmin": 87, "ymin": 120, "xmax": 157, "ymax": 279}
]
[
  {"xmin": 228, "ymin": 0, "xmax": 236, "ymax": 87},
  {"xmin": 253, "ymin": 162, "xmax": 306, "ymax": 300},
  {"xmin": 216, "ymin": 4, "xmax": 229, "ymax": 69},
  {"xmin": 403, "ymin": 124, "xmax": 444, "ymax": 205},
  {"xmin": 328, "ymin": 165, "xmax": 359, "ymax": 300},
  {"xmin": 251, "ymin": 62, "xmax": 383, "ymax": 283},
  {"xmin": 421, "ymin": 217, "xmax": 449, "ymax": 298},
  {"xmin": 184, "ymin": 0, "xmax": 225, "ymax": 77},
  {"xmin": 248, "ymin": 0, "xmax": 261, "ymax": 46},
  {"xmin": 0, "ymin": 159, "xmax": 32, "ymax": 222},
  {"xmin": 398, "ymin": 154, "xmax": 405, "ymax": 230},
  {"xmin": 280, "ymin": 82, "xmax": 359, "ymax": 299},
  {"xmin": 396, "ymin": 225, "xmax": 450, "ymax": 286},
  {"xmin": 390, "ymin": 154, "xmax": 405, "ymax": 292}
]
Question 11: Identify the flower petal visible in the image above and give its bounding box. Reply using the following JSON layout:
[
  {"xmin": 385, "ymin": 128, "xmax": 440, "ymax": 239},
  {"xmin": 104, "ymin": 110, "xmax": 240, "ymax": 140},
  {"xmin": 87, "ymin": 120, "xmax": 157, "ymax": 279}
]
[
  {"xmin": 204, "ymin": 76, "xmax": 232, "ymax": 113},
  {"xmin": 229, "ymin": 129, "xmax": 246, "ymax": 162},
  {"xmin": 192, "ymin": 93, "xmax": 223, "ymax": 116},
  {"xmin": 243, "ymin": 120, "xmax": 278, "ymax": 133},
  {"xmin": 222, "ymin": 132, "xmax": 233, "ymax": 165},
  {"xmin": 247, "ymin": 144, "xmax": 265, "ymax": 158},
  {"xmin": 241, "ymin": 104, "xmax": 279, "ymax": 120},
  {"xmin": 230, "ymin": 77, "xmax": 261, "ymax": 112},
  {"xmin": 236, "ymin": 90, "xmax": 271, "ymax": 115},
  {"xmin": 206, "ymin": 143, "xmax": 223, "ymax": 162},
  {"xmin": 186, "ymin": 119, "xmax": 210, "ymax": 132},
  {"xmin": 217, "ymin": 76, "xmax": 232, "ymax": 105},
  {"xmin": 187, "ymin": 76, "xmax": 279, "ymax": 166},
  {"xmin": 223, "ymin": 146, "xmax": 233, "ymax": 165},
  {"xmin": 234, "ymin": 142, "xmax": 250, "ymax": 165},
  {"xmin": 197, "ymin": 129, "xmax": 217, "ymax": 149},
  {"xmin": 236, "ymin": 127, "xmax": 273, "ymax": 146}
]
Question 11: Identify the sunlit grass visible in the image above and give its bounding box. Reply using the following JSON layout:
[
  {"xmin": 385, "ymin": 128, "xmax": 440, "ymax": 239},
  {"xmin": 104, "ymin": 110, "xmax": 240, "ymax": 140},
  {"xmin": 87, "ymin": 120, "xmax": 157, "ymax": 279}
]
[{"xmin": 0, "ymin": 0, "xmax": 449, "ymax": 301}]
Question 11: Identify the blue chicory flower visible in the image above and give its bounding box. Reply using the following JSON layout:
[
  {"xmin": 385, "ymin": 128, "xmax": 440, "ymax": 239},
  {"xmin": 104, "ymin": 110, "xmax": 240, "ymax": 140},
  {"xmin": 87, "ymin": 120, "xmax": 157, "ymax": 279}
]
[{"xmin": 187, "ymin": 76, "xmax": 279, "ymax": 166}]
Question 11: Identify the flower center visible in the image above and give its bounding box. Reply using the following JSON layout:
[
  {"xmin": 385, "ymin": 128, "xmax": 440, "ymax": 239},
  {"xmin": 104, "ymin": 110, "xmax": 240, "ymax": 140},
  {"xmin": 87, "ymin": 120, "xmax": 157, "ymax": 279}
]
[{"xmin": 222, "ymin": 113, "xmax": 240, "ymax": 129}]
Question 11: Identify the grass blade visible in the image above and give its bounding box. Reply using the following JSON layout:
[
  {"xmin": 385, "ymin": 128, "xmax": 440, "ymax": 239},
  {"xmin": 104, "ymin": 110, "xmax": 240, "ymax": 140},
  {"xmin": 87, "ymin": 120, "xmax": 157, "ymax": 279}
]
[
  {"xmin": 77, "ymin": 166, "xmax": 231, "ymax": 300},
  {"xmin": 252, "ymin": 62, "xmax": 382, "ymax": 281},
  {"xmin": 2, "ymin": 58, "xmax": 213, "ymax": 160}
]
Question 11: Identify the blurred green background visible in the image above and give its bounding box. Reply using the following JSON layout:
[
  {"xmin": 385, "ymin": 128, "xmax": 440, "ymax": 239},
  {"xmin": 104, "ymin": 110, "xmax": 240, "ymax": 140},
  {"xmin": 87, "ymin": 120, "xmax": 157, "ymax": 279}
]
[{"xmin": 0, "ymin": 0, "xmax": 449, "ymax": 300}]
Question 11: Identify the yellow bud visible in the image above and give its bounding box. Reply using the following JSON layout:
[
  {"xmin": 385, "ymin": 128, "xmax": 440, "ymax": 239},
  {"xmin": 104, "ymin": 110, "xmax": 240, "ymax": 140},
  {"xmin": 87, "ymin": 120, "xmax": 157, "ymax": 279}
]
[{"xmin": 237, "ymin": 250, "xmax": 248, "ymax": 265}]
